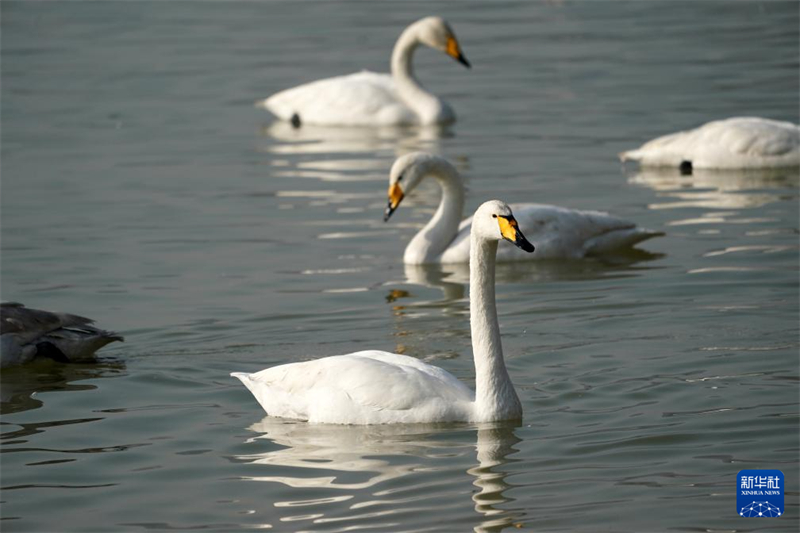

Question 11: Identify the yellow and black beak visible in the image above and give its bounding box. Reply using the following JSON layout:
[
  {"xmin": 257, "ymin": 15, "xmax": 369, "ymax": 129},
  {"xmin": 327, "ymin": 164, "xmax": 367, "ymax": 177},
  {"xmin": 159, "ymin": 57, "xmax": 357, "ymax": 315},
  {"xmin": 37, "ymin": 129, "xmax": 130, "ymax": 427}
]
[
  {"xmin": 446, "ymin": 36, "xmax": 471, "ymax": 68},
  {"xmin": 497, "ymin": 215, "xmax": 535, "ymax": 253},
  {"xmin": 384, "ymin": 183, "xmax": 405, "ymax": 222}
]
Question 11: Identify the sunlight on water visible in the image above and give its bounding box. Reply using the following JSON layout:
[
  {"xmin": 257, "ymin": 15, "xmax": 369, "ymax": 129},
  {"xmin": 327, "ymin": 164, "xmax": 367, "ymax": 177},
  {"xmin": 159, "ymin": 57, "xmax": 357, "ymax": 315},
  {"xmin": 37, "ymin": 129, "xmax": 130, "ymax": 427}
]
[
  {"xmin": 629, "ymin": 167, "xmax": 798, "ymax": 210},
  {"xmin": 1, "ymin": 1, "xmax": 797, "ymax": 532}
]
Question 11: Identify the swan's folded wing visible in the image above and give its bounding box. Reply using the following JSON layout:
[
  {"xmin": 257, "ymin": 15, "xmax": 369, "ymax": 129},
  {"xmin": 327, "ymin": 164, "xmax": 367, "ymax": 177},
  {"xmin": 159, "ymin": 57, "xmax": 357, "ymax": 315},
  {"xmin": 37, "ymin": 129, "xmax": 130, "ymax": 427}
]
[
  {"xmin": 259, "ymin": 71, "xmax": 415, "ymax": 126},
  {"xmin": 505, "ymin": 203, "xmax": 661, "ymax": 258},
  {"xmin": 438, "ymin": 222, "xmax": 472, "ymax": 263},
  {"xmin": 233, "ymin": 351, "xmax": 473, "ymax": 423},
  {"xmin": 620, "ymin": 118, "xmax": 800, "ymax": 167},
  {"xmin": 705, "ymin": 118, "xmax": 800, "ymax": 157},
  {"xmin": 435, "ymin": 204, "xmax": 661, "ymax": 263}
]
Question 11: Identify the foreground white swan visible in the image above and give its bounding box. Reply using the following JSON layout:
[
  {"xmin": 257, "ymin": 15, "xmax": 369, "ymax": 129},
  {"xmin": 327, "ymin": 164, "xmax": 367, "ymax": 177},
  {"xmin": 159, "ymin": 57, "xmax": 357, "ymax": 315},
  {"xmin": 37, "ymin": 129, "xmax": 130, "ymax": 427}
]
[
  {"xmin": 232, "ymin": 200, "xmax": 534, "ymax": 424},
  {"xmin": 619, "ymin": 117, "xmax": 800, "ymax": 170},
  {"xmin": 384, "ymin": 152, "xmax": 663, "ymax": 264},
  {"xmin": 257, "ymin": 16, "xmax": 470, "ymax": 127},
  {"xmin": 1, "ymin": 302, "xmax": 123, "ymax": 368}
]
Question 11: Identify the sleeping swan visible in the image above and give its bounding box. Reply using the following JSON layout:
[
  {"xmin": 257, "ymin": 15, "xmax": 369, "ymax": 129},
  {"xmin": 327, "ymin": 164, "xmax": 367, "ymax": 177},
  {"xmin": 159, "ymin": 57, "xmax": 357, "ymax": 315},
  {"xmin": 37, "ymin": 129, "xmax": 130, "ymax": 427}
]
[
  {"xmin": 231, "ymin": 200, "xmax": 534, "ymax": 424},
  {"xmin": 257, "ymin": 16, "xmax": 470, "ymax": 127},
  {"xmin": 619, "ymin": 117, "xmax": 800, "ymax": 170},
  {"xmin": 384, "ymin": 152, "xmax": 663, "ymax": 265}
]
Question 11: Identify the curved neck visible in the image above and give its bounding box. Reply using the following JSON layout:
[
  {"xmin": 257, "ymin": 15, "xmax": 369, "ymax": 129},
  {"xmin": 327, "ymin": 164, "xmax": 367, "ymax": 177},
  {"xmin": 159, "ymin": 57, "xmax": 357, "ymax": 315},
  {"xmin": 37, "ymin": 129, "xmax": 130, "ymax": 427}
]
[
  {"xmin": 470, "ymin": 235, "xmax": 521, "ymax": 422},
  {"xmin": 391, "ymin": 27, "xmax": 444, "ymax": 123},
  {"xmin": 403, "ymin": 161, "xmax": 465, "ymax": 264}
]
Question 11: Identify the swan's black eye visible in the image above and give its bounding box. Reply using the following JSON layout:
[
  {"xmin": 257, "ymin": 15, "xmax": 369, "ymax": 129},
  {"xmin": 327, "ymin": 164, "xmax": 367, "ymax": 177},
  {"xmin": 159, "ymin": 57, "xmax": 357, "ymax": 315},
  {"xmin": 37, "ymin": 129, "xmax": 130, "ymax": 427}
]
[
  {"xmin": 492, "ymin": 214, "xmax": 497, "ymax": 218},
  {"xmin": 397, "ymin": 173, "xmax": 404, "ymax": 182}
]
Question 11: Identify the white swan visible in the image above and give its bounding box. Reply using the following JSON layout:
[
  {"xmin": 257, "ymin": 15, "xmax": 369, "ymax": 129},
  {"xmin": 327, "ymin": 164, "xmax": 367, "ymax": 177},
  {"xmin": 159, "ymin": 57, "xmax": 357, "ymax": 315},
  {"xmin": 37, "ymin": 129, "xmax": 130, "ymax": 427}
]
[
  {"xmin": 256, "ymin": 16, "xmax": 470, "ymax": 127},
  {"xmin": 619, "ymin": 117, "xmax": 800, "ymax": 170},
  {"xmin": 384, "ymin": 152, "xmax": 663, "ymax": 265},
  {"xmin": 1, "ymin": 302, "xmax": 123, "ymax": 368},
  {"xmin": 231, "ymin": 200, "xmax": 534, "ymax": 424}
]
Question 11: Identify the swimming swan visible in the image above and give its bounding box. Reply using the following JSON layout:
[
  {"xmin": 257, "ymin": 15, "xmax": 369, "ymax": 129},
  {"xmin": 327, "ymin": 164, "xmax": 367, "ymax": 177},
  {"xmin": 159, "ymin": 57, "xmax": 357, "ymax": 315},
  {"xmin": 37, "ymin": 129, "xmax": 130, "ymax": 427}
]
[
  {"xmin": 1, "ymin": 302, "xmax": 123, "ymax": 368},
  {"xmin": 231, "ymin": 200, "xmax": 534, "ymax": 424},
  {"xmin": 257, "ymin": 16, "xmax": 470, "ymax": 127},
  {"xmin": 619, "ymin": 117, "xmax": 800, "ymax": 170},
  {"xmin": 384, "ymin": 152, "xmax": 663, "ymax": 265}
]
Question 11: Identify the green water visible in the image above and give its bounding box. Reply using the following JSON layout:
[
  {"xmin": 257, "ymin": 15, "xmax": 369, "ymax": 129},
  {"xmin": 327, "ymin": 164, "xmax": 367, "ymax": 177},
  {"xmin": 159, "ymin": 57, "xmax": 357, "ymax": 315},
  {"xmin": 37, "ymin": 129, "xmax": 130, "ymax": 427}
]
[{"xmin": 1, "ymin": 1, "xmax": 798, "ymax": 531}]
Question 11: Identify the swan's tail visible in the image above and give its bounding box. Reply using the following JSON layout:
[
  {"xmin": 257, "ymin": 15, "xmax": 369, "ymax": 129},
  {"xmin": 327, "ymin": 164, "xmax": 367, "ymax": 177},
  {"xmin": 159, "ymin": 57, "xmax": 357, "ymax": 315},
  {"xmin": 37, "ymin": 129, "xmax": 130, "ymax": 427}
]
[
  {"xmin": 230, "ymin": 372, "xmax": 307, "ymax": 420},
  {"xmin": 231, "ymin": 371, "xmax": 264, "ymax": 409},
  {"xmin": 230, "ymin": 372, "xmax": 252, "ymax": 385},
  {"xmin": 585, "ymin": 227, "xmax": 664, "ymax": 254},
  {"xmin": 618, "ymin": 149, "xmax": 642, "ymax": 163}
]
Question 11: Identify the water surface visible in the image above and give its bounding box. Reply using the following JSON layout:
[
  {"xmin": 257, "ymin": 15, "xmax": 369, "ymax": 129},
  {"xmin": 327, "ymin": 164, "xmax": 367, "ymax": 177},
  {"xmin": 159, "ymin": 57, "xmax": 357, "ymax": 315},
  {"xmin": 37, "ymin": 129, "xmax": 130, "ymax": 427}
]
[{"xmin": 1, "ymin": 1, "xmax": 798, "ymax": 531}]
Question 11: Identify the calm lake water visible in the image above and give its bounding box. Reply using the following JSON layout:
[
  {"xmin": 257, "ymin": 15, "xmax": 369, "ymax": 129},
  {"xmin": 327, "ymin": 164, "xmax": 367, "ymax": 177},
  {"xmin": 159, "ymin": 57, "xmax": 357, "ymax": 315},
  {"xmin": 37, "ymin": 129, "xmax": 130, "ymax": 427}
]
[{"xmin": 1, "ymin": 1, "xmax": 798, "ymax": 531}]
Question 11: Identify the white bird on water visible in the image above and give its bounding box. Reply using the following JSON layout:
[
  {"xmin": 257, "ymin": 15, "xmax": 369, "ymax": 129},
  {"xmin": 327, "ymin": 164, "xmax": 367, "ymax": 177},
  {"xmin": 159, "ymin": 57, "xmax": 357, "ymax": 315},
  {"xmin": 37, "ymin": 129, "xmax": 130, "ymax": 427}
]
[
  {"xmin": 619, "ymin": 117, "xmax": 800, "ymax": 171},
  {"xmin": 1, "ymin": 302, "xmax": 123, "ymax": 368},
  {"xmin": 257, "ymin": 16, "xmax": 470, "ymax": 127},
  {"xmin": 232, "ymin": 200, "xmax": 534, "ymax": 424},
  {"xmin": 384, "ymin": 152, "xmax": 663, "ymax": 265}
]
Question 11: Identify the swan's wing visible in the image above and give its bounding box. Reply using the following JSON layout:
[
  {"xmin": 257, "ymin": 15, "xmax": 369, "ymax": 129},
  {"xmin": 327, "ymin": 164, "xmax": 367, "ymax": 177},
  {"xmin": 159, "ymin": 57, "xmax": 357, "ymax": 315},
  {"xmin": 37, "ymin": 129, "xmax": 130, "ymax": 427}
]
[
  {"xmin": 438, "ymin": 204, "xmax": 662, "ymax": 262},
  {"xmin": 620, "ymin": 117, "xmax": 800, "ymax": 168},
  {"xmin": 258, "ymin": 71, "xmax": 416, "ymax": 126},
  {"xmin": 231, "ymin": 350, "xmax": 474, "ymax": 424},
  {"xmin": 510, "ymin": 204, "xmax": 663, "ymax": 258},
  {"xmin": 695, "ymin": 118, "xmax": 799, "ymax": 157},
  {"xmin": 438, "ymin": 222, "xmax": 472, "ymax": 263}
]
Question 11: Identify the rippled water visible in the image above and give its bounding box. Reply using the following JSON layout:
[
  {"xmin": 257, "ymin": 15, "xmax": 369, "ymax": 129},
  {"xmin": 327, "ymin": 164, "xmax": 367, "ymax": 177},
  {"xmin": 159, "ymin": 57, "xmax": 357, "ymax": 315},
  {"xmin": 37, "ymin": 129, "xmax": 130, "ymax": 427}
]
[{"xmin": 1, "ymin": 1, "xmax": 798, "ymax": 531}]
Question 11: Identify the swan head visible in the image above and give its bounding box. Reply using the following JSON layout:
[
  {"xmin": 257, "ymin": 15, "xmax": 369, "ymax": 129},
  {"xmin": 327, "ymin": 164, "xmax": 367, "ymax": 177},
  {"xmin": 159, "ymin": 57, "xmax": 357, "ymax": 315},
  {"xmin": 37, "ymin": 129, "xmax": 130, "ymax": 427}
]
[
  {"xmin": 411, "ymin": 16, "xmax": 470, "ymax": 68},
  {"xmin": 473, "ymin": 200, "xmax": 535, "ymax": 253},
  {"xmin": 384, "ymin": 152, "xmax": 452, "ymax": 222}
]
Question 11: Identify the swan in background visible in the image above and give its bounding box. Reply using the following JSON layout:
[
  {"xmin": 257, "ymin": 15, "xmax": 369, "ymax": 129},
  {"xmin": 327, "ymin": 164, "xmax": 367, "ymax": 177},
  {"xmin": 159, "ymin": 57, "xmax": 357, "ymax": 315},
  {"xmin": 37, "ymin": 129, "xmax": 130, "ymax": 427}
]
[
  {"xmin": 384, "ymin": 152, "xmax": 663, "ymax": 265},
  {"xmin": 257, "ymin": 16, "xmax": 470, "ymax": 127},
  {"xmin": 261, "ymin": 120, "xmax": 447, "ymax": 161},
  {"xmin": 619, "ymin": 117, "xmax": 800, "ymax": 171},
  {"xmin": 1, "ymin": 302, "xmax": 123, "ymax": 368},
  {"xmin": 232, "ymin": 200, "xmax": 534, "ymax": 424}
]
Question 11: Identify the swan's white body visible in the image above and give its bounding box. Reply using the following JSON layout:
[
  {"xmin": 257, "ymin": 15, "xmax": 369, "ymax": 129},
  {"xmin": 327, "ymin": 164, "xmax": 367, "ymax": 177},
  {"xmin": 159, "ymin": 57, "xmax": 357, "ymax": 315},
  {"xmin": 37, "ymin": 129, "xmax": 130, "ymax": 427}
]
[
  {"xmin": 233, "ymin": 350, "xmax": 474, "ymax": 424},
  {"xmin": 384, "ymin": 152, "xmax": 663, "ymax": 265},
  {"xmin": 232, "ymin": 201, "xmax": 533, "ymax": 425},
  {"xmin": 619, "ymin": 117, "xmax": 800, "ymax": 169},
  {"xmin": 257, "ymin": 17, "xmax": 469, "ymax": 126}
]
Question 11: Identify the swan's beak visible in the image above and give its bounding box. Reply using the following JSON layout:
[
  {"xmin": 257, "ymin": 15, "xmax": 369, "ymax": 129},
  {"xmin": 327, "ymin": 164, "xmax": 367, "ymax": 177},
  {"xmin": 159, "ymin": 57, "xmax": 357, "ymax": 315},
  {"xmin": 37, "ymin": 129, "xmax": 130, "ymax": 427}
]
[
  {"xmin": 446, "ymin": 36, "xmax": 471, "ymax": 68},
  {"xmin": 384, "ymin": 183, "xmax": 405, "ymax": 222},
  {"xmin": 498, "ymin": 215, "xmax": 535, "ymax": 253}
]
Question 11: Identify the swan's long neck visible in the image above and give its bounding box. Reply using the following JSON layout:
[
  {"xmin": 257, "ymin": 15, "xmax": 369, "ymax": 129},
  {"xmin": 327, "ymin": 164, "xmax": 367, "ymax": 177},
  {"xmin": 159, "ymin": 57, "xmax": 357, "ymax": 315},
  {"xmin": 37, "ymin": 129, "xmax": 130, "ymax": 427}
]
[
  {"xmin": 391, "ymin": 28, "xmax": 446, "ymax": 124},
  {"xmin": 403, "ymin": 162, "xmax": 465, "ymax": 264},
  {"xmin": 470, "ymin": 235, "xmax": 522, "ymax": 422}
]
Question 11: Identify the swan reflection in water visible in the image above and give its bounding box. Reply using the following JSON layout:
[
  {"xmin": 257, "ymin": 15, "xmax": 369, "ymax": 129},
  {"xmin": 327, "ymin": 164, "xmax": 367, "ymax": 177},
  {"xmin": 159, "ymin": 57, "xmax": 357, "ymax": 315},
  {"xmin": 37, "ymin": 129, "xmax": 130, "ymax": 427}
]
[
  {"xmin": 236, "ymin": 418, "xmax": 523, "ymax": 532},
  {"xmin": 627, "ymin": 166, "xmax": 799, "ymax": 211},
  {"xmin": 386, "ymin": 252, "xmax": 663, "ymax": 310},
  {"xmin": 259, "ymin": 121, "xmax": 451, "ymax": 173}
]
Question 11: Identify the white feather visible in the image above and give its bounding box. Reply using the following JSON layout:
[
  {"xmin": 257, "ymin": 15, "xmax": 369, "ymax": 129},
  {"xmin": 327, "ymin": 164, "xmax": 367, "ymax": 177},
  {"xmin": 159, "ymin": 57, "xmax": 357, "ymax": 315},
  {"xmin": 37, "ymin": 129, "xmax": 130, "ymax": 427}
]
[
  {"xmin": 256, "ymin": 17, "xmax": 468, "ymax": 126},
  {"xmin": 385, "ymin": 152, "xmax": 662, "ymax": 265},
  {"xmin": 620, "ymin": 117, "xmax": 800, "ymax": 169},
  {"xmin": 232, "ymin": 201, "xmax": 531, "ymax": 425},
  {"xmin": 259, "ymin": 71, "xmax": 417, "ymax": 127}
]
